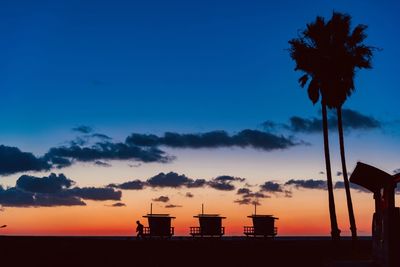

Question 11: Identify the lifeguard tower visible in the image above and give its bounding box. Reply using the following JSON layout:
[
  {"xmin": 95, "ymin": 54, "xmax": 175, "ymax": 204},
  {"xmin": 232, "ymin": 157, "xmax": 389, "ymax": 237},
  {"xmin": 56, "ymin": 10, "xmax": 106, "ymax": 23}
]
[
  {"xmin": 244, "ymin": 204, "xmax": 278, "ymax": 238},
  {"xmin": 190, "ymin": 204, "xmax": 226, "ymax": 237},
  {"xmin": 350, "ymin": 162, "xmax": 400, "ymax": 267},
  {"xmin": 142, "ymin": 204, "xmax": 175, "ymax": 238}
]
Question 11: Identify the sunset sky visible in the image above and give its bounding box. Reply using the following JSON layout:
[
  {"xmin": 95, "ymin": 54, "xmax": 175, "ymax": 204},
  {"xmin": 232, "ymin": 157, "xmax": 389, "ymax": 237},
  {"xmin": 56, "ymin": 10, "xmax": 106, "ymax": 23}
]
[{"xmin": 0, "ymin": 0, "xmax": 399, "ymax": 236}]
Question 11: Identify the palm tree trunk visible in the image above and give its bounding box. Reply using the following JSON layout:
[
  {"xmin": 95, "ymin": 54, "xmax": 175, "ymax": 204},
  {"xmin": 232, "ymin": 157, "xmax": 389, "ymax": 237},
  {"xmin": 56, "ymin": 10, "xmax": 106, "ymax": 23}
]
[
  {"xmin": 321, "ymin": 102, "xmax": 341, "ymax": 241},
  {"xmin": 337, "ymin": 107, "xmax": 357, "ymax": 241}
]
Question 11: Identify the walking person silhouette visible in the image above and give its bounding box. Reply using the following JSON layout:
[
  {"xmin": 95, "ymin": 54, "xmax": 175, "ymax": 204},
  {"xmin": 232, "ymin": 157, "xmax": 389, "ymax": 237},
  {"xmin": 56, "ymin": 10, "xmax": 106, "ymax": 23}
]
[{"xmin": 136, "ymin": 220, "xmax": 144, "ymax": 239}]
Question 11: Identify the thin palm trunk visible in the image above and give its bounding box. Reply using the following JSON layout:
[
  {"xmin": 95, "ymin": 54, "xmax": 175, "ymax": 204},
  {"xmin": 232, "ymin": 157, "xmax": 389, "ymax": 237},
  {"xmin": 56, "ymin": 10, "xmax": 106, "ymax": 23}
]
[
  {"xmin": 322, "ymin": 102, "xmax": 341, "ymax": 241},
  {"xmin": 337, "ymin": 107, "xmax": 357, "ymax": 241}
]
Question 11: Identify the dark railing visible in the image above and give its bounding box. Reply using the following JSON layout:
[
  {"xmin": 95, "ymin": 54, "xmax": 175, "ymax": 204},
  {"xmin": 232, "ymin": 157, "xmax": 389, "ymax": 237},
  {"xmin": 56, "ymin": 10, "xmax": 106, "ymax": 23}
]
[
  {"xmin": 142, "ymin": 227, "xmax": 174, "ymax": 237},
  {"xmin": 243, "ymin": 226, "xmax": 277, "ymax": 237},
  {"xmin": 189, "ymin": 226, "xmax": 225, "ymax": 237}
]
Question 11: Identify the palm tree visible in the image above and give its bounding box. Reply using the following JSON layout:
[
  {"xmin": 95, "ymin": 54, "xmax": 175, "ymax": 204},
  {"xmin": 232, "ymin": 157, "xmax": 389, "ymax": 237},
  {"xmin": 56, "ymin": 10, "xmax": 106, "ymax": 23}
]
[
  {"xmin": 289, "ymin": 12, "xmax": 374, "ymax": 241},
  {"xmin": 323, "ymin": 13, "xmax": 373, "ymax": 241},
  {"xmin": 288, "ymin": 14, "xmax": 342, "ymax": 241}
]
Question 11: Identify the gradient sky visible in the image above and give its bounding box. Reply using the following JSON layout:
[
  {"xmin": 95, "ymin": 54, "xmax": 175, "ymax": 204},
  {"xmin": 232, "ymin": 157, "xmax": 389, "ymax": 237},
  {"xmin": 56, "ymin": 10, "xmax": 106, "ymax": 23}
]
[{"xmin": 0, "ymin": 0, "xmax": 399, "ymax": 236}]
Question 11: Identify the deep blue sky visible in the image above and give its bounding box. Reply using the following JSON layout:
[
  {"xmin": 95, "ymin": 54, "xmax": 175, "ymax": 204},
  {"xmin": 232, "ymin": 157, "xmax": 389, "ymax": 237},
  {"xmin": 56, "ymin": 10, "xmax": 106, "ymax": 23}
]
[{"xmin": 0, "ymin": 0, "xmax": 399, "ymax": 151}]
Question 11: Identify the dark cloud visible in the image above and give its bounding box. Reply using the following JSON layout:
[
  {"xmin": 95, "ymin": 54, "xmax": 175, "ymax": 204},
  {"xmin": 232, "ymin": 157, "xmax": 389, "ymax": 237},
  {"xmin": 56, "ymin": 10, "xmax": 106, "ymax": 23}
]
[
  {"xmin": 287, "ymin": 116, "xmax": 322, "ymax": 133},
  {"xmin": 147, "ymin": 172, "xmax": 205, "ymax": 188},
  {"xmin": 0, "ymin": 145, "xmax": 51, "ymax": 175},
  {"xmin": 334, "ymin": 181, "xmax": 370, "ymax": 193},
  {"xmin": 234, "ymin": 198, "xmax": 260, "ymax": 206},
  {"xmin": 237, "ymin": 188, "xmax": 251, "ymax": 195},
  {"xmin": 16, "ymin": 173, "xmax": 74, "ymax": 193},
  {"xmin": 108, "ymin": 180, "xmax": 146, "ymax": 190},
  {"xmin": 108, "ymin": 202, "xmax": 126, "ymax": 207},
  {"xmin": 0, "ymin": 174, "xmax": 121, "ymax": 207},
  {"xmin": 206, "ymin": 175, "xmax": 245, "ymax": 191},
  {"xmin": 336, "ymin": 171, "xmax": 351, "ymax": 177},
  {"xmin": 284, "ymin": 109, "xmax": 381, "ymax": 134},
  {"xmin": 165, "ymin": 204, "xmax": 182, "ymax": 208},
  {"xmin": 285, "ymin": 179, "xmax": 327, "ymax": 190},
  {"xmin": 109, "ymin": 173, "xmax": 242, "ymax": 192},
  {"xmin": 44, "ymin": 142, "xmax": 172, "ymax": 167},
  {"xmin": 94, "ymin": 161, "xmax": 111, "ymax": 167},
  {"xmin": 126, "ymin": 129, "xmax": 299, "ymax": 151},
  {"xmin": 260, "ymin": 181, "xmax": 284, "ymax": 193},
  {"xmin": 185, "ymin": 192, "xmax": 194, "ymax": 198},
  {"xmin": 67, "ymin": 187, "xmax": 121, "ymax": 201},
  {"xmin": 207, "ymin": 180, "xmax": 235, "ymax": 191},
  {"xmin": 259, "ymin": 181, "xmax": 292, "ymax": 197},
  {"xmin": 91, "ymin": 133, "xmax": 112, "ymax": 140},
  {"xmin": 152, "ymin": 196, "xmax": 170, "ymax": 203},
  {"xmin": 235, "ymin": 188, "xmax": 269, "ymax": 206},
  {"xmin": 393, "ymin": 169, "xmax": 400, "ymax": 175},
  {"xmin": 340, "ymin": 109, "xmax": 381, "ymax": 130},
  {"xmin": 72, "ymin": 125, "xmax": 93, "ymax": 134},
  {"xmin": 213, "ymin": 175, "xmax": 245, "ymax": 183},
  {"xmin": 0, "ymin": 186, "xmax": 86, "ymax": 207}
]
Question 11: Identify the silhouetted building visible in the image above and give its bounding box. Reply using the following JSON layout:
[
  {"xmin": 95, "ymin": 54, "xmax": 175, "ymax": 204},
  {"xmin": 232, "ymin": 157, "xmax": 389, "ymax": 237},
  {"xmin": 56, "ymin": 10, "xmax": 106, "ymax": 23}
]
[
  {"xmin": 350, "ymin": 162, "xmax": 400, "ymax": 267},
  {"xmin": 190, "ymin": 214, "xmax": 226, "ymax": 237},
  {"xmin": 244, "ymin": 214, "xmax": 278, "ymax": 238},
  {"xmin": 142, "ymin": 214, "xmax": 175, "ymax": 238}
]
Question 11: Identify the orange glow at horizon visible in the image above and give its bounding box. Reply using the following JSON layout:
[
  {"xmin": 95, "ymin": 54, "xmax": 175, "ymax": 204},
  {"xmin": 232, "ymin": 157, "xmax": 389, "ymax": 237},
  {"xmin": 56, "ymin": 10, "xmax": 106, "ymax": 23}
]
[{"xmin": 0, "ymin": 187, "xmax": 383, "ymax": 236}]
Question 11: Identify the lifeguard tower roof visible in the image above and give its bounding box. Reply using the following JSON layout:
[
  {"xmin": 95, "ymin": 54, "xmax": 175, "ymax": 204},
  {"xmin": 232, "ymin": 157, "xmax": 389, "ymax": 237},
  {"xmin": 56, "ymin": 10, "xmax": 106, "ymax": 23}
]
[
  {"xmin": 350, "ymin": 162, "xmax": 398, "ymax": 193},
  {"xmin": 247, "ymin": 214, "xmax": 278, "ymax": 219},
  {"xmin": 193, "ymin": 214, "xmax": 226, "ymax": 218},
  {"xmin": 143, "ymin": 214, "xmax": 175, "ymax": 218}
]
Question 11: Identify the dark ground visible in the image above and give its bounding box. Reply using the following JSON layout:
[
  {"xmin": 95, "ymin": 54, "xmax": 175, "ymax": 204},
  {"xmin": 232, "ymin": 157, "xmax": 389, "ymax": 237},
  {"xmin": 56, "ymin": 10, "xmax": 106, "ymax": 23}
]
[{"xmin": 0, "ymin": 236, "xmax": 376, "ymax": 267}]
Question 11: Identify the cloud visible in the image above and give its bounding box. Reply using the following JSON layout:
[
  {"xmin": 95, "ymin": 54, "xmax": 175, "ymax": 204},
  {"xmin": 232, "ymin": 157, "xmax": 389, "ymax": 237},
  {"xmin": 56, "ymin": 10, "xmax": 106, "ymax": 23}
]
[
  {"xmin": 0, "ymin": 186, "xmax": 86, "ymax": 207},
  {"xmin": 94, "ymin": 161, "xmax": 111, "ymax": 167},
  {"xmin": 334, "ymin": 181, "xmax": 370, "ymax": 193},
  {"xmin": 91, "ymin": 133, "xmax": 112, "ymax": 141},
  {"xmin": 393, "ymin": 169, "xmax": 400, "ymax": 175},
  {"xmin": 126, "ymin": 129, "xmax": 299, "ymax": 151},
  {"xmin": 72, "ymin": 125, "xmax": 93, "ymax": 134},
  {"xmin": 0, "ymin": 145, "xmax": 51, "ymax": 175},
  {"xmin": 108, "ymin": 202, "xmax": 126, "ymax": 207},
  {"xmin": 185, "ymin": 192, "xmax": 194, "ymax": 198},
  {"xmin": 109, "ymin": 173, "xmax": 243, "ymax": 192},
  {"xmin": 44, "ymin": 142, "xmax": 173, "ymax": 167},
  {"xmin": 234, "ymin": 187, "xmax": 269, "ymax": 206},
  {"xmin": 285, "ymin": 179, "xmax": 327, "ymax": 190},
  {"xmin": 67, "ymin": 187, "xmax": 121, "ymax": 201},
  {"xmin": 234, "ymin": 198, "xmax": 260, "ymax": 206},
  {"xmin": 206, "ymin": 175, "xmax": 245, "ymax": 191},
  {"xmin": 0, "ymin": 173, "xmax": 121, "ymax": 207},
  {"xmin": 147, "ymin": 172, "xmax": 205, "ymax": 188},
  {"xmin": 16, "ymin": 173, "xmax": 74, "ymax": 193},
  {"xmin": 260, "ymin": 181, "xmax": 284, "ymax": 193},
  {"xmin": 108, "ymin": 180, "xmax": 146, "ymax": 190},
  {"xmin": 284, "ymin": 109, "xmax": 381, "ymax": 134},
  {"xmin": 152, "ymin": 196, "xmax": 170, "ymax": 203},
  {"xmin": 259, "ymin": 181, "xmax": 292, "ymax": 197},
  {"xmin": 165, "ymin": 204, "xmax": 182, "ymax": 208},
  {"xmin": 340, "ymin": 109, "xmax": 381, "ymax": 130},
  {"xmin": 237, "ymin": 188, "xmax": 251, "ymax": 195}
]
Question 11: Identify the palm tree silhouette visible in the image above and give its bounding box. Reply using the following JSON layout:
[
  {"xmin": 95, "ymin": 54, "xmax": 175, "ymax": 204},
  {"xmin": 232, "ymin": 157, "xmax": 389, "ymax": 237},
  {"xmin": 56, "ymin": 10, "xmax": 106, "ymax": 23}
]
[
  {"xmin": 288, "ymin": 13, "xmax": 343, "ymax": 241},
  {"xmin": 324, "ymin": 13, "xmax": 373, "ymax": 241},
  {"xmin": 289, "ymin": 12, "xmax": 374, "ymax": 241}
]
